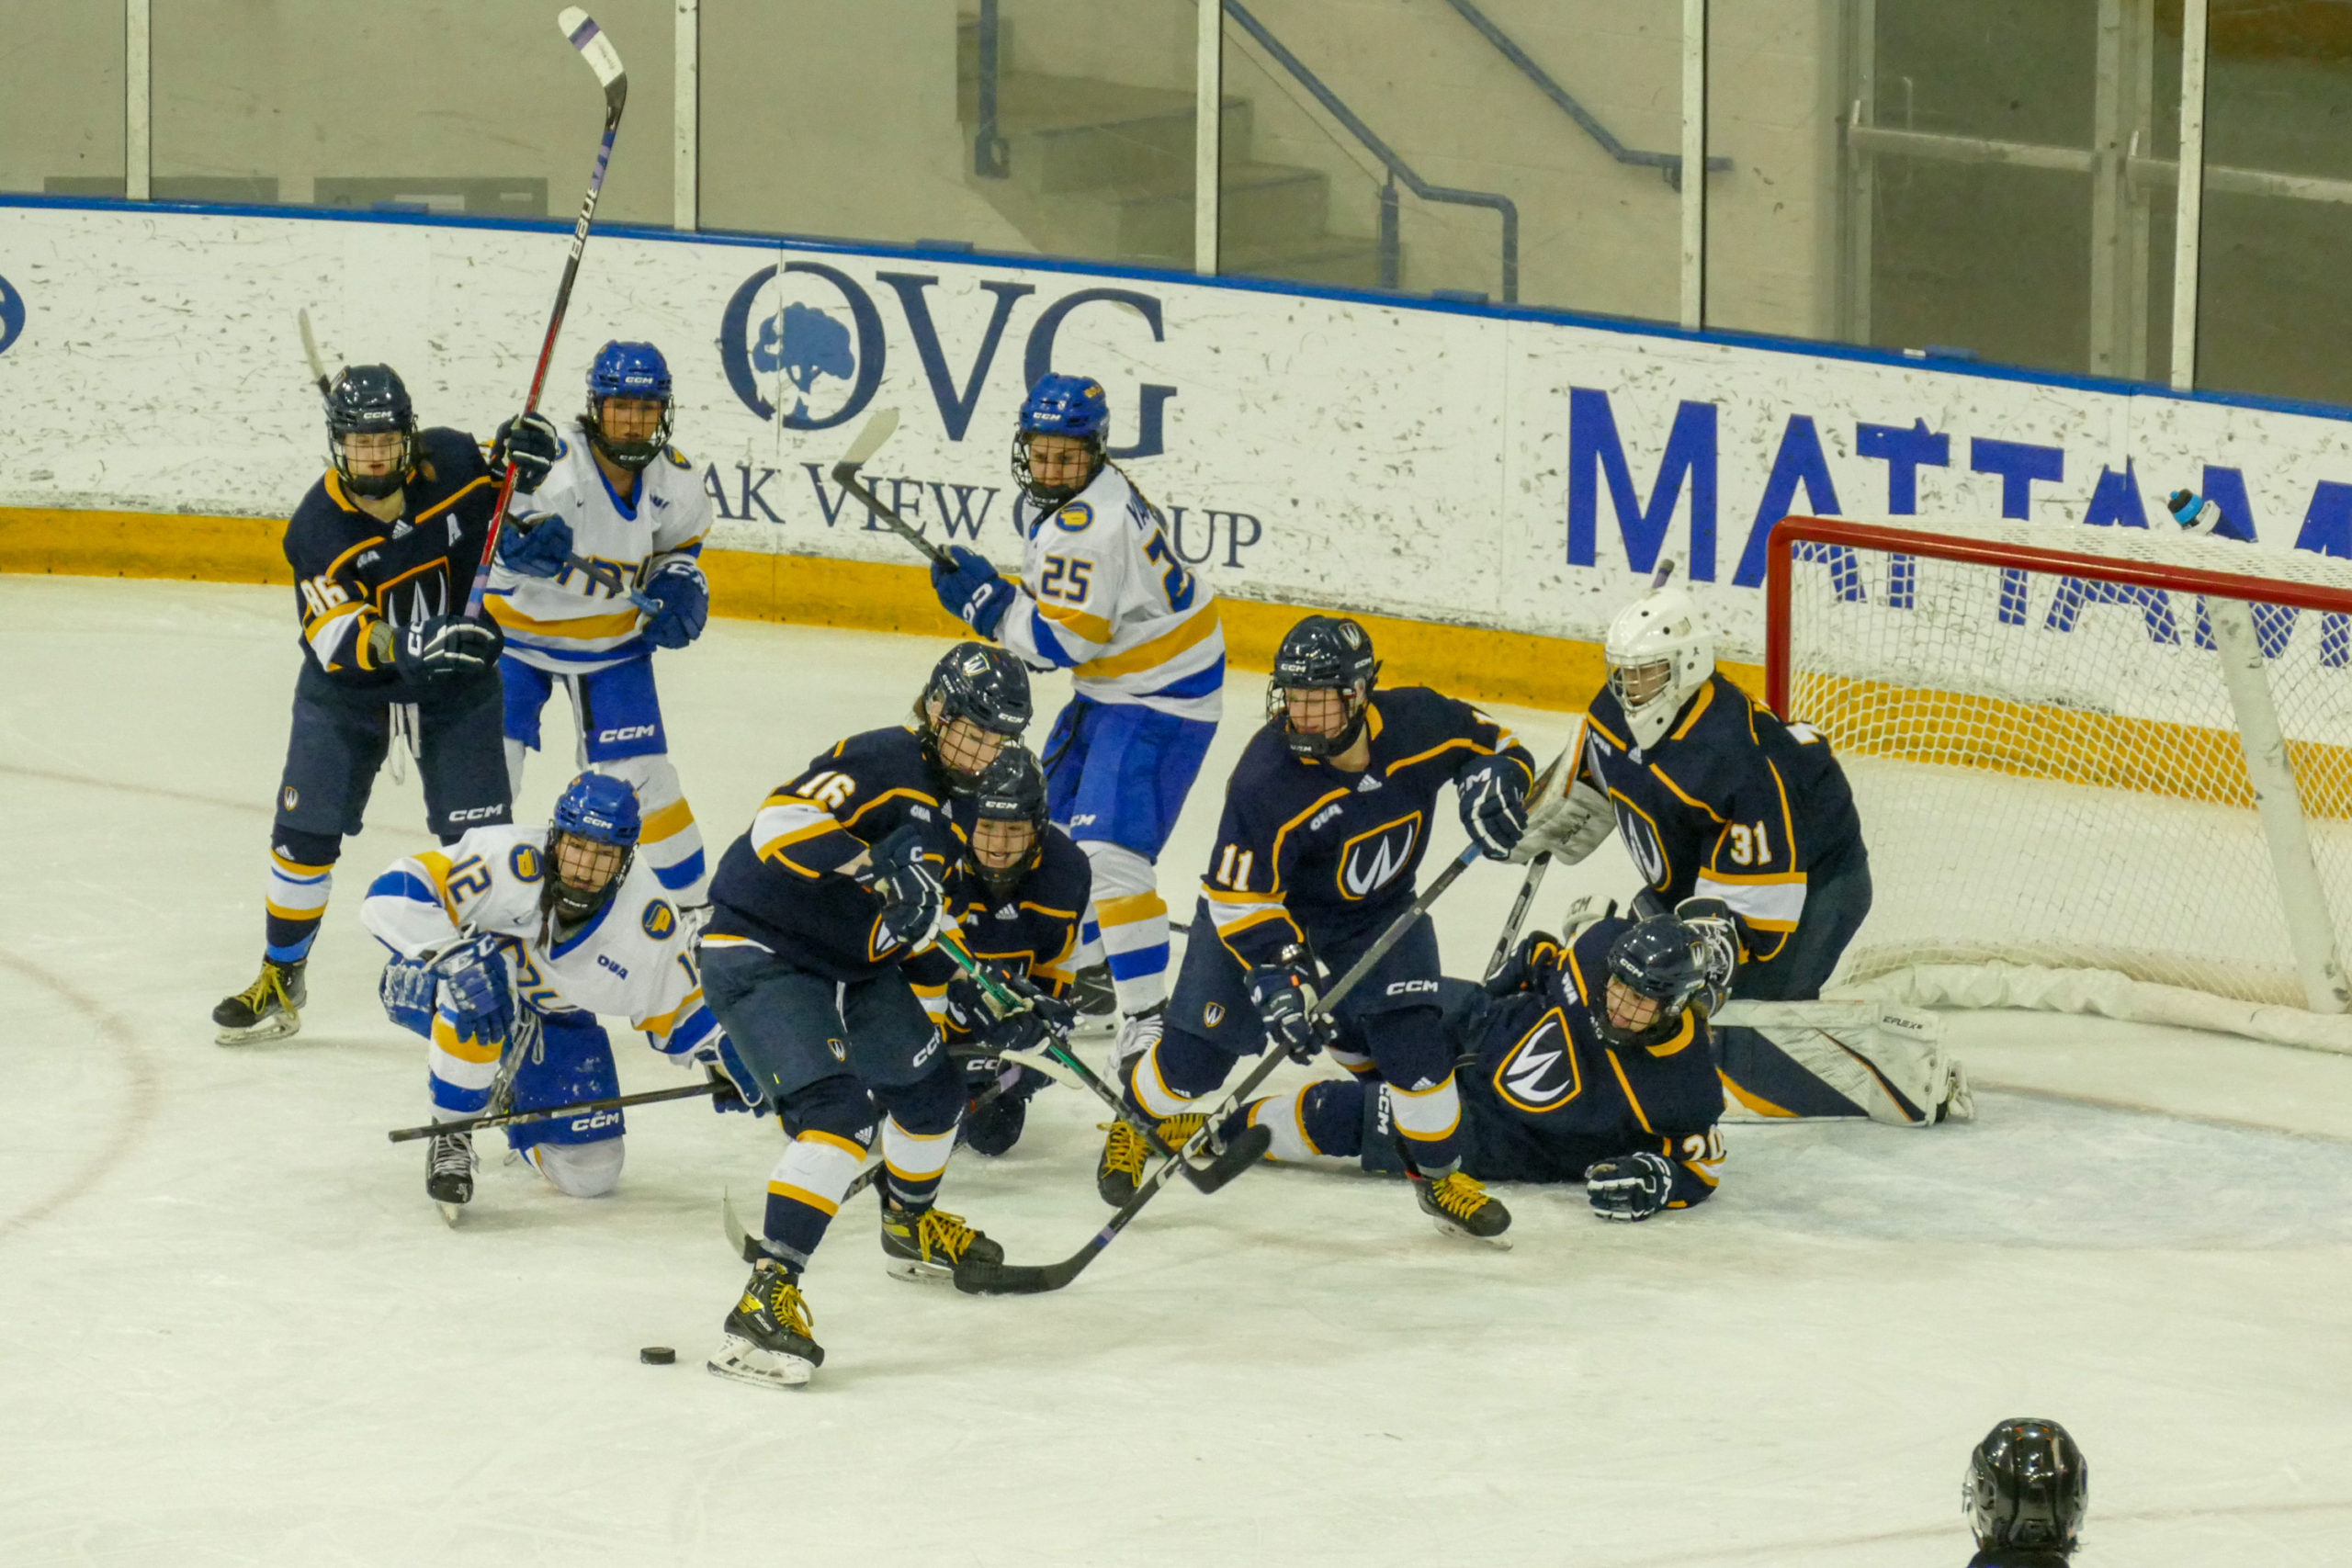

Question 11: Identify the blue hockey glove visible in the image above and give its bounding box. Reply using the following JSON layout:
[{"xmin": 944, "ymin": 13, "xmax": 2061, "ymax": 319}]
[
  {"xmin": 1457, "ymin": 757, "xmax": 1530, "ymax": 860},
  {"xmin": 393, "ymin": 614, "xmax": 503, "ymax": 686},
  {"xmin": 640, "ymin": 559, "xmax": 709, "ymax": 649},
  {"xmin": 379, "ymin": 954, "xmax": 439, "ymax": 1038},
  {"xmin": 695, "ymin": 1034, "xmax": 765, "ymax": 1115},
  {"xmin": 930, "ymin": 545, "xmax": 1015, "ymax": 639},
  {"xmin": 867, "ymin": 825, "xmax": 946, "ymax": 950},
  {"xmin": 1482, "ymin": 930, "xmax": 1564, "ymax": 998},
  {"xmin": 491, "ymin": 412, "xmax": 561, "ymax": 493},
  {"xmin": 1586, "ymin": 1150, "xmax": 1676, "ymax": 1222},
  {"xmin": 1248, "ymin": 952, "xmax": 1332, "ymax": 1065},
  {"xmin": 436, "ymin": 938, "xmax": 514, "ymax": 1049},
  {"xmin": 496, "ymin": 510, "xmax": 574, "ymax": 580}
]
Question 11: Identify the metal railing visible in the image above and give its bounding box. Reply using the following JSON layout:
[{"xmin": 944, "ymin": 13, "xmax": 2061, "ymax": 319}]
[
  {"xmin": 972, "ymin": 0, "xmax": 1009, "ymax": 177},
  {"xmin": 1225, "ymin": 0, "xmax": 1518, "ymax": 301},
  {"xmin": 1437, "ymin": 0, "xmax": 1729, "ymax": 191}
]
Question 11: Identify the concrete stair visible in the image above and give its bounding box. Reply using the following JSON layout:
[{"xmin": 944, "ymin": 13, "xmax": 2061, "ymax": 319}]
[{"xmin": 956, "ymin": 15, "xmax": 1388, "ymax": 286}]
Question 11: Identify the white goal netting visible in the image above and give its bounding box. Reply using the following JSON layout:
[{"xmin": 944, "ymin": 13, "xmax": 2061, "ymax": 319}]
[{"xmin": 1770, "ymin": 515, "xmax": 2352, "ymax": 1051}]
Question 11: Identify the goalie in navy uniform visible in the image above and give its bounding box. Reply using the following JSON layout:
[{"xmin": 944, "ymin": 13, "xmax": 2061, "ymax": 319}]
[
  {"xmin": 211, "ymin": 366, "xmax": 559, "ymax": 1045},
  {"xmin": 1521, "ymin": 578, "xmax": 1968, "ymax": 1125},
  {"xmin": 1106, "ymin": 615, "xmax": 1538, "ymax": 1245},
  {"xmin": 1231, "ymin": 908, "xmax": 1732, "ymax": 1224}
]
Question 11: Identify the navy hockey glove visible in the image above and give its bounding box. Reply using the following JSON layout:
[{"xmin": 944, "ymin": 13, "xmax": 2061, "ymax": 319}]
[
  {"xmin": 437, "ymin": 939, "xmax": 514, "ymax": 1050},
  {"xmin": 1586, "ymin": 1150, "xmax": 1676, "ymax": 1222},
  {"xmin": 1483, "ymin": 929, "xmax": 1564, "ymax": 998},
  {"xmin": 695, "ymin": 1034, "xmax": 766, "ymax": 1115},
  {"xmin": 1673, "ymin": 895, "xmax": 1742, "ymax": 1011},
  {"xmin": 496, "ymin": 510, "xmax": 575, "ymax": 580},
  {"xmin": 491, "ymin": 412, "xmax": 561, "ymax": 493},
  {"xmin": 867, "ymin": 825, "xmax": 946, "ymax": 950},
  {"xmin": 1248, "ymin": 953, "xmax": 1332, "ymax": 1064},
  {"xmin": 379, "ymin": 954, "xmax": 438, "ymax": 1038},
  {"xmin": 1457, "ymin": 757, "xmax": 1530, "ymax": 860},
  {"xmin": 930, "ymin": 545, "xmax": 1015, "ymax": 639},
  {"xmin": 640, "ymin": 559, "xmax": 709, "ymax": 649},
  {"xmin": 393, "ymin": 614, "xmax": 503, "ymax": 686}
]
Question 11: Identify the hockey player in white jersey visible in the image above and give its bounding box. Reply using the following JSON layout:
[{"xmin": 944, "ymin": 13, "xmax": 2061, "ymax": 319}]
[
  {"xmin": 928, "ymin": 374, "xmax": 1224, "ymax": 1072},
  {"xmin": 487, "ymin": 341, "xmax": 715, "ymax": 901},
  {"xmin": 363, "ymin": 772, "xmax": 735, "ymax": 1220}
]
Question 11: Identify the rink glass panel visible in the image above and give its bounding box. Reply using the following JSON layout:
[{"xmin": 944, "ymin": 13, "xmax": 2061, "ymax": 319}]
[
  {"xmin": 144, "ymin": 1, "xmax": 674, "ymax": 222},
  {"xmin": 1768, "ymin": 515, "xmax": 2352, "ymax": 1010},
  {"xmin": 0, "ymin": 4, "xmax": 124, "ymax": 197}
]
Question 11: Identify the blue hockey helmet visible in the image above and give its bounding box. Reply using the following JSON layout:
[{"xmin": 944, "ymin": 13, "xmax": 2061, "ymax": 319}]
[
  {"xmin": 1012, "ymin": 373, "xmax": 1109, "ymax": 506},
  {"xmin": 546, "ymin": 772, "xmax": 641, "ymax": 920},
  {"xmin": 1598, "ymin": 917, "xmax": 1709, "ymax": 1047},
  {"xmin": 583, "ymin": 340, "xmax": 674, "ymax": 471},
  {"xmin": 920, "ymin": 641, "xmax": 1034, "ymax": 793},
  {"xmin": 1965, "ymin": 1419, "xmax": 2088, "ymax": 1553},
  {"xmin": 1266, "ymin": 615, "xmax": 1380, "ymax": 760},
  {"xmin": 325, "ymin": 364, "xmax": 417, "ymax": 500}
]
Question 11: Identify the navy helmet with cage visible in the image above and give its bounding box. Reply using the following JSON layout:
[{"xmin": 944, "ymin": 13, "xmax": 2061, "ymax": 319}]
[
  {"xmin": 1597, "ymin": 917, "xmax": 1710, "ymax": 1048},
  {"xmin": 583, "ymin": 340, "xmax": 674, "ymax": 471},
  {"xmin": 545, "ymin": 772, "xmax": 641, "ymax": 921},
  {"xmin": 919, "ymin": 642, "xmax": 1034, "ymax": 793},
  {"xmin": 325, "ymin": 365, "xmax": 417, "ymax": 500},
  {"xmin": 1012, "ymin": 373, "xmax": 1109, "ymax": 507},
  {"xmin": 1265, "ymin": 615, "xmax": 1380, "ymax": 759},
  {"xmin": 1964, "ymin": 1419, "xmax": 2087, "ymax": 1554},
  {"xmin": 966, "ymin": 744, "xmax": 1051, "ymax": 899}
]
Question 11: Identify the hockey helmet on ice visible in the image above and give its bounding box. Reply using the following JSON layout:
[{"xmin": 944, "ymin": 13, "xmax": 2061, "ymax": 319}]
[
  {"xmin": 583, "ymin": 340, "xmax": 674, "ymax": 471},
  {"xmin": 1597, "ymin": 917, "xmax": 1709, "ymax": 1048},
  {"xmin": 1013, "ymin": 373, "xmax": 1109, "ymax": 508},
  {"xmin": 1603, "ymin": 583, "xmax": 1714, "ymax": 751},
  {"xmin": 919, "ymin": 642, "xmax": 1034, "ymax": 794},
  {"xmin": 966, "ymin": 744, "xmax": 1050, "ymax": 900},
  {"xmin": 326, "ymin": 365, "xmax": 417, "ymax": 501},
  {"xmin": 546, "ymin": 772, "xmax": 641, "ymax": 922},
  {"xmin": 1266, "ymin": 615, "xmax": 1380, "ymax": 760},
  {"xmin": 1964, "ymin": 1419, "xmax": 2087, "ymax": 1553}
]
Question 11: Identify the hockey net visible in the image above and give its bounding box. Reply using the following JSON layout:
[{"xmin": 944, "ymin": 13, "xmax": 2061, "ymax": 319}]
[{"xmin": 1766, "ymin": 515, "xmax": 2352, "ymax": 1051}]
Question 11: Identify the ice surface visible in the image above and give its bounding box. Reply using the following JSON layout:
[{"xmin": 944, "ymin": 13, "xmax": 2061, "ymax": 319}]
[{"xmin": 6, "ymin": 578, "xmax": 2352, "ymax": 1566}]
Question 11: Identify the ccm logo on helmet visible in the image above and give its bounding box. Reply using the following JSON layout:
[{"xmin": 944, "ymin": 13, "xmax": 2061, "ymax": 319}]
[
  {"xmin": 449, "ymin": 806, "xmax": 505, "ymax": 823},
  {"xmin": 597, "ymin": 725, "xmax": 658, "ymax": 743}
]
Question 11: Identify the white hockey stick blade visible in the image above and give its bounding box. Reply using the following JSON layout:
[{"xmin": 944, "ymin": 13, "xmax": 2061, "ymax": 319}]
[
  {"xmin": 835, "ymin": 407, "xmax": 901, "ymax": 474},
  {"xmin": 999, "ymin": 1043, "xmax": 1091, "ymax": 1092},
  {"xmin": 558, "ymin": 8, "xmax": 628, "ymax": 91},
  {"xmin": 298, "ymin": 308, "xmax": 329, "ymax": 396}
]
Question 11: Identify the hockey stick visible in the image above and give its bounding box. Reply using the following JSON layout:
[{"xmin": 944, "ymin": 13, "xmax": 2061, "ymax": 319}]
[
  {"xmin": 953, "ymin": 841, "xmax": 1487, "ymax": 1296},
  {"xmin": 1482, "ymin": 743, "xmax": 1571, "ymax": 979},
  {"xmin": 461, "ymin": 7, "xmax": 628, "ymax": 620},
  {"xmin": 829, "ymin": 409, "xmax": 957, "ymax": 569},
  {"xmin": 387, "ymin": 1077, "xmax": 717, "ymax": 1143}
]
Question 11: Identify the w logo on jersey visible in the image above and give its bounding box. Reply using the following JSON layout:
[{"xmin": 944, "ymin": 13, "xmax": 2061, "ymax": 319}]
[
  {"xmin": 1495, "ymin": 1009, "xmax": 1582, "ymax": 1112},
  {"xmin": 1337, "ymin": 814, "xmax": 1420, "ymax": 900}
]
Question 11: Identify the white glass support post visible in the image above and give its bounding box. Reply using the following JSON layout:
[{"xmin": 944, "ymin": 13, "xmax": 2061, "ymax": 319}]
[
  {"xmin": 674, "ymin": 0, "xmax": 699, "ymax": 231},
  {"xmin": 1679, "ymin": 0, "xmax": 1707, "ymax": 331},
  {"xmin": 1194, "ymin": 0, "xmax": 1222, "ymax": 276},
  {"xmin": 125, "ymin": 0, "xmax": 151, "ymax": 201},
  {"xmin": 2169, "ymin": 0, "xmax": 2210, "ymax": 390}
]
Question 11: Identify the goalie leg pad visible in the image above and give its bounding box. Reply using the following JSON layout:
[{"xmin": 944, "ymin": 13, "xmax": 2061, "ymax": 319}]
[{"xmin": 1715, "ymin": 1002, "xmax": 1962, "ymax": 1126}]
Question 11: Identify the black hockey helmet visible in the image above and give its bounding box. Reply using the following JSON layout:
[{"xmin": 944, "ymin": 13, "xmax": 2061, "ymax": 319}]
[
  {"xmin": 965, "ymin": 744, "xmax": 1050, "ymax": 900},
  {"xmin": 326, "ymin": 365, "xmax": 417, "ymax": 500},
  {"xmin": 1265, "ymin": 615, "xmax": 1380, "ymax": 759},
  {"xmin": 1597, "ymin": 917, "xmax": 1709, "ymax": 1048},
  {"xmin": 1965, "ymin": 1419, "xmax": 2087, "ymax": 1553},
  {"xmin": 918, "ymin": 641, "xmax": 1034, "ymax": 794}
]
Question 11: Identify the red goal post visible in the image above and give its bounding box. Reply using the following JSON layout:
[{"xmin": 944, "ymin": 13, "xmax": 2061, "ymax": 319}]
[{"xmin": 1762, "ymin": 513, "xmax": 2352, "ymax": 1050}]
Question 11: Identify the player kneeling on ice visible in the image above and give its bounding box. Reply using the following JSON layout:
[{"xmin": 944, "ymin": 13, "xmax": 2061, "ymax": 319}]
[
  {"xmin": 487, "ymin": 341, "xmax": 716, "ymax": 902},
  {"xmin": 936, "ymin": 746, "xmax": 1091, "ymax": 1157},
  {"xmin": 1235, "ymin": 909, "xmax": 1731, "ymax": 1224},
  {"xmin": 698, "ymin": 643, "xmax": 1033, "ymax": 1389},
  {"xmin": 362, "ymin": 772, "xmax": 733, "ymax": 1222},
  {"xmin": 1107, "ymin": 614, "xmax": 1537, "ymax": 1245},
  {"xmin": 1521, "ymin": 575, "xmax": 1969, "ymax": 1126}
]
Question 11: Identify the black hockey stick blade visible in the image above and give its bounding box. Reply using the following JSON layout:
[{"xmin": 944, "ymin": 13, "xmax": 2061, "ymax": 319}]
[{"xmin": 1175, "ymin": 1120, "xmax": 1272, "ymax": 1195}]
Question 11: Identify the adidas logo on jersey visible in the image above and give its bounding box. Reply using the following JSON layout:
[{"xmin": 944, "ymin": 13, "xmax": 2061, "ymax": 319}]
[
  {"xmin": 994, "ymin": 904, "xmax": 1016, "ymax": 920},
  {"xmin": 1355, "ymin": 774, "xmax": 1383, "ymax": 793}
]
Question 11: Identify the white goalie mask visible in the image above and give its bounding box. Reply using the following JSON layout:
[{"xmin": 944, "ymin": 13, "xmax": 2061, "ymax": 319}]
[{"xmin": 1603, "ymin": 584, "xmax": 1714, "ymax": 750}]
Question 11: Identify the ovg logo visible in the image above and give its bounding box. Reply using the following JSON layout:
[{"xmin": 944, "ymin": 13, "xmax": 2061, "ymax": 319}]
[
  {"xmin": 0, "ymin": 274, "xmax": 22, "ymax": 358},
  {"xmin": 1337, "ymin": 814, "xmax": 1420, "ymax": 900}
]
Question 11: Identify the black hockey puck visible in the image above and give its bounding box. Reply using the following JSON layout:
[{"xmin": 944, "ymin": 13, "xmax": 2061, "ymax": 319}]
[{"xmin": 639, "ymin": 1346, "xmax": 676, "ymax": 1365}]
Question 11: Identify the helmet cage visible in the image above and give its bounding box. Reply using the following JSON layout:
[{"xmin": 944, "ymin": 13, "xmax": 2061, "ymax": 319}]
[
  {"xmin": 1603, "ymin": 586, "xmax": 1715, "ymax": 750},
  {"xmin": 1596, "ymin": 918, "xmax": 1708, "ymax": 1048},
  {"xmin": 1012, "ymin": 427, "xmax": 1104, "ymax": 509}
]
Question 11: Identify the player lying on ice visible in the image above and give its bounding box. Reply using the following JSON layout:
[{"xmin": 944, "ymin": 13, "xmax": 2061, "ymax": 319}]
[
  {"xmin": 1526, "ymin": 575, "xmax": 1972, "ymax": 1126},
  {"xmin": 1231, "ymin": 906, "xmax": 1732, "ymax": 1226},
  {"xmin": 360, "ymin": 771, "xmax": 734, "ymax": 1223}
]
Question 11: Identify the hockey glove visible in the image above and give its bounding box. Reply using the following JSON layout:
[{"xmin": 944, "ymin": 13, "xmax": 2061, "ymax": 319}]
[
  {"xmin": 379, "ymin": 954, "xmax": 439, "ymax": 1038},
  {"xmin": 436, "ymin": 938, "xmax": 514, "ymax": 1051},
  {"xmin": 1521, "ymin": 779, "xmax": 1615, "ymax": 865},
  {"xmin": 1673, "ymin": 896, "xmax": 1742, "ymax": 1012},
  {"xmin": 496, "ymin": 510, "xmax": 575, "ymax": 580},
  {"xmin": 393, "ymin": 614, "xmax": 503, "ymax": 687},
  {"xmin": 641, "ymin": 559, "xmax": 710, "ymax": 649},
  {"xmin": 1483, "ymin": 929, "xmax": 1564, "ymax": 998},
  {"xmin": 490, "ymin": 412, "xmax": 561, "ymax": 493},
  {"xmin": 1586, "ymin": 1150, "xmax": 1676, "ymax": 1222},
  {"xmin": 1457, "ymin": 757, "xmax": 1530, "ymax": 860},
  {"xmin": 2168, "ymin": 488, "xmax": 2224, "ymax": 535},
  {"xmin": 929, "ymin": 545, "xmax": 1015, "ymax": 639},
  {"xmin": 867, "ymin": 825, "xmax": 947, "ymax": 951},
  {"xmin": 695, "ymin": 1034, "xmax": 766, "ymax": 1115},
  {"xmin": 1248, "ymin": 953, "xmax": 1332, "ymax": 1064}
]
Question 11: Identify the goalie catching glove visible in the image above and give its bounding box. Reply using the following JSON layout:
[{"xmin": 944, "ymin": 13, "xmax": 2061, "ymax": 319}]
[{"xmin": 1513, "ymin": 771, "xmax": 1615, "ymax": 866}]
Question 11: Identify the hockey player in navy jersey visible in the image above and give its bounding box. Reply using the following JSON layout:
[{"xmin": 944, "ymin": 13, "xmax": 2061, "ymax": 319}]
[
  {"xmin": 1233, "ymin": 909, "xmax": 1732, "ymax": 1223},
  {"xmin": 212, "ymin": 365, "xmax": 558, "ymax": 1044},
  {"xmin": 698, "ymin": 642, "xmax": 1031, "ymax": 1389},
  {"xmin": 929, "ymin": 374, "xmax": 1225, "ymax": 1072},
  {"xmin": 1105, "ymin": 615, "xmax": 1536, "ymax": 1243},
  {"xmin": 935, "ymin": 746, "xmax": 1091, "ymax": 1157}
]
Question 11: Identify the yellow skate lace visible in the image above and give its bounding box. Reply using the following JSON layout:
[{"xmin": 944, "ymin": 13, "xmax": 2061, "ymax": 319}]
[
  {"xmin": 1099, "ymin": 1120, "xmax": 1149, "ymax": 1179},
  {"xmin": 914, "ymin": 1208, "xmax": 981, "ymax": 1264},
  {"xmin": 752, "ymin": 1266, "xmax": 814, "ymax": 1336},
  {"xmin": 233, "ymin": 965, "xmax": 297, "ymax": 1016},
  {"xmin": 1428, "ymin": 1172, "xmax": 1492, "ymax": 1220},
  {"xmin": 1154, "ymin": 1113, "xmax": 1205, "ymax": 1151}
]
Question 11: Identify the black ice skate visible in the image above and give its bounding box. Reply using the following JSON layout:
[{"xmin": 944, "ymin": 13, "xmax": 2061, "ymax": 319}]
[
  {"xmin": 1095, "ymin": 1111, "xmax": 1215, "ymax": 1208},
  {"xmin": 1414, "ymin": 1169, "xmax": 1512, "ymax": 1248},
  {"xmin": 880, "ymin": 1204, "xmax": 1004, "ymax": 1282},
  {"xmin": 1068, "ymin": 961, "xmax": 1117, "ymax": 1020},
  {"xmin": 212, "ymin": 958, "xmax": 306, "ymax": 1046},
  {"xmin": 707, "ymin": 1259, "xmax": 824, "ymax": 1389},
  {"xmin": 426, "ymin": 1130, "xmax": 476, "ymax": 1226}
]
